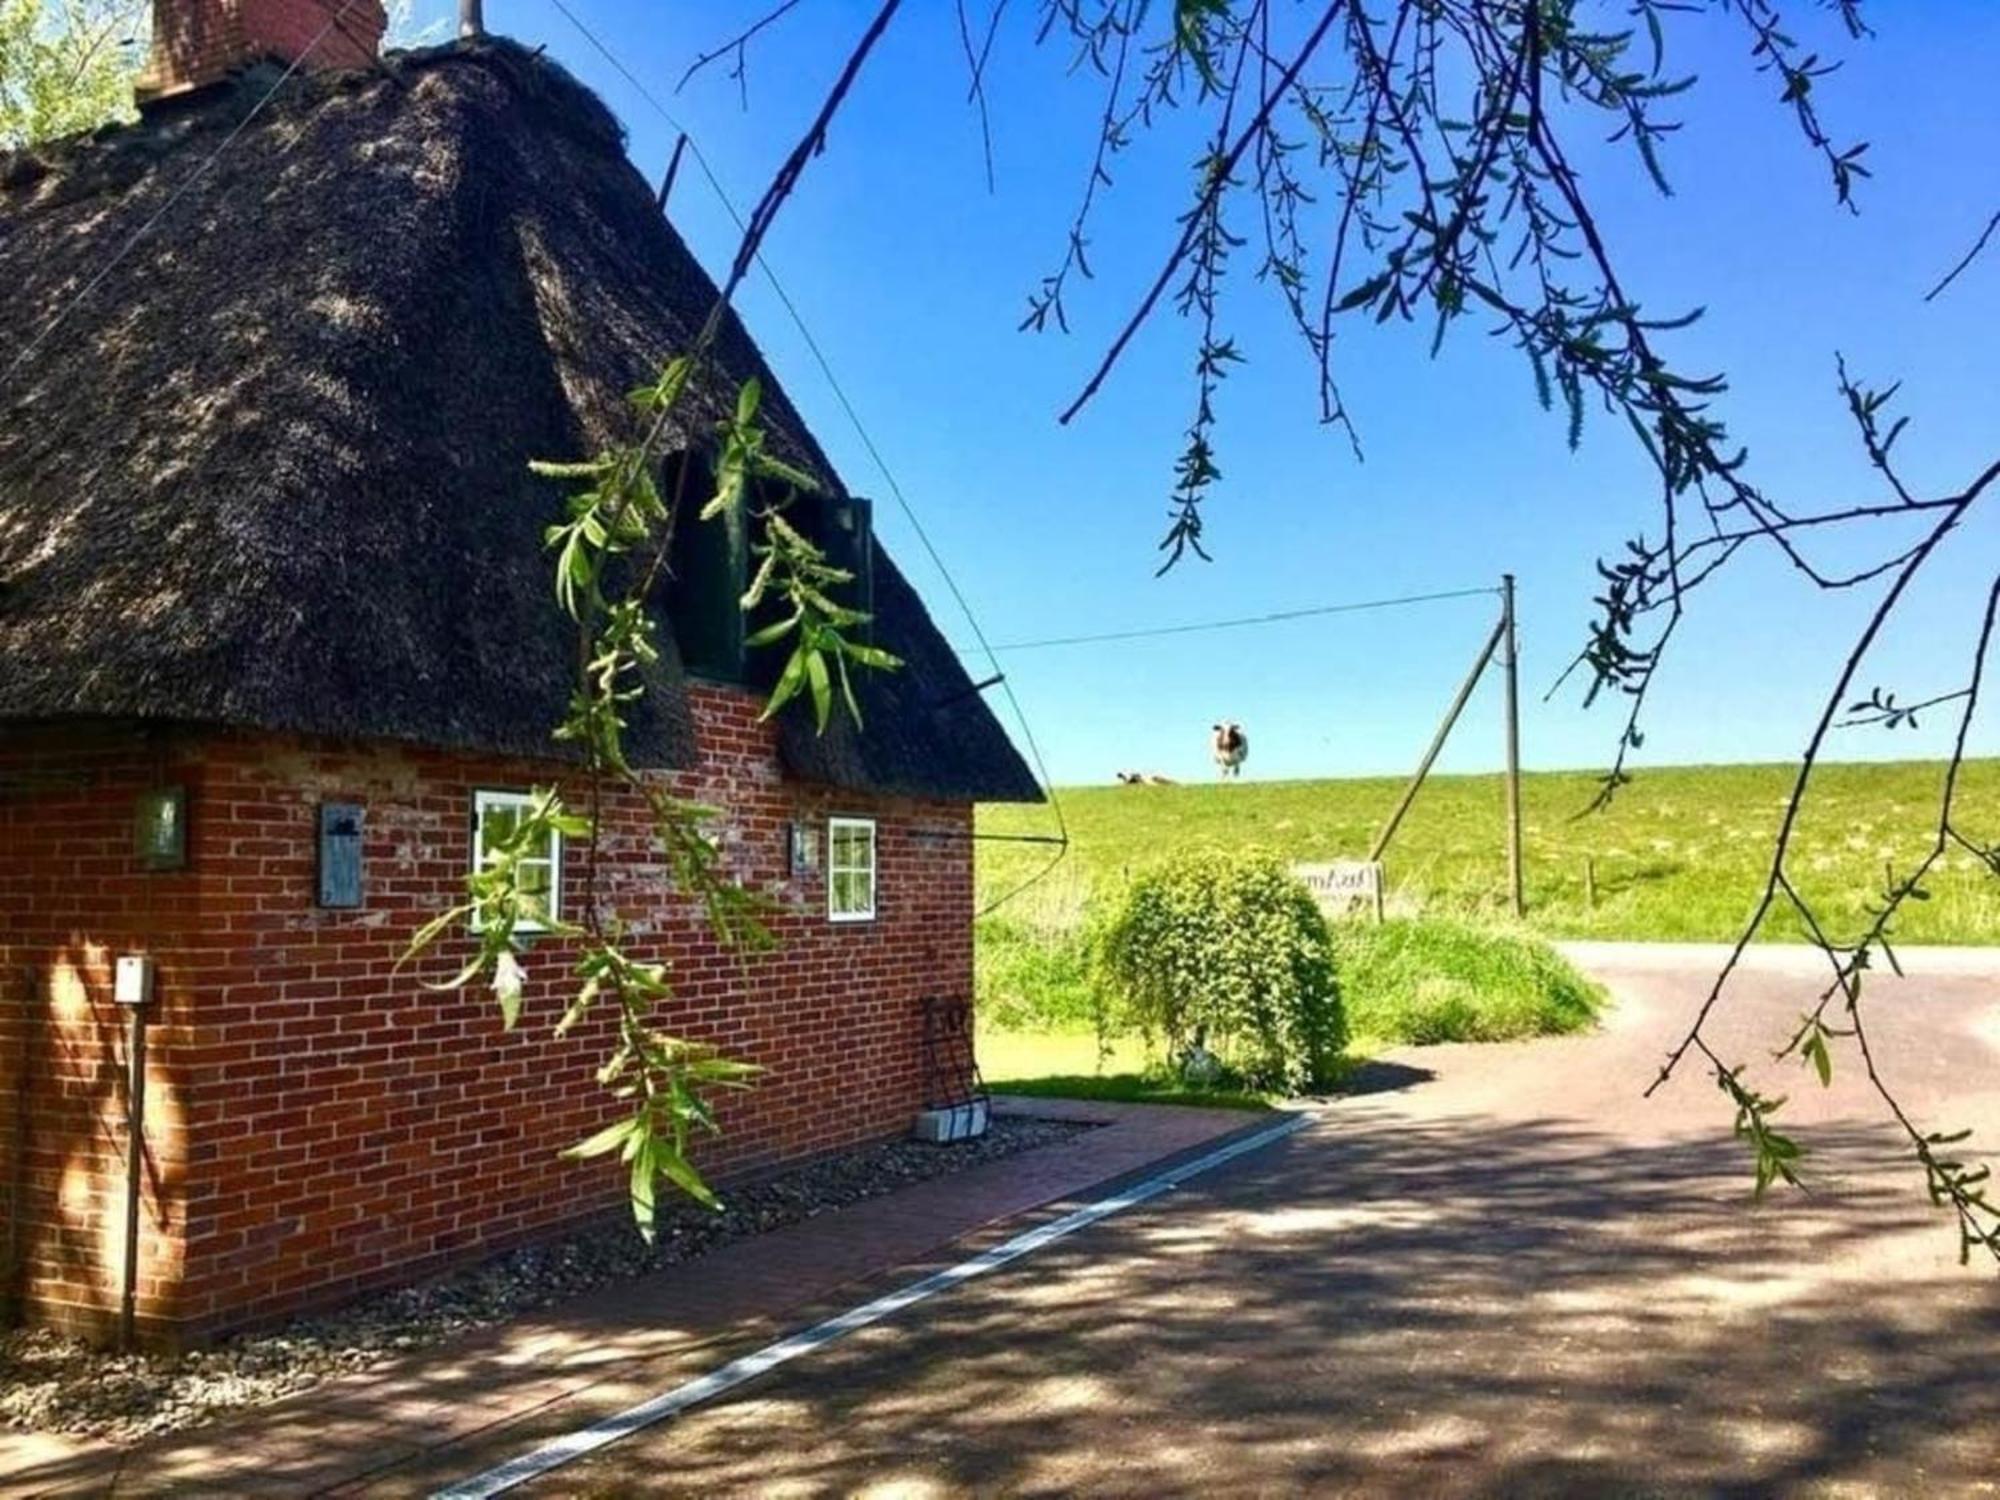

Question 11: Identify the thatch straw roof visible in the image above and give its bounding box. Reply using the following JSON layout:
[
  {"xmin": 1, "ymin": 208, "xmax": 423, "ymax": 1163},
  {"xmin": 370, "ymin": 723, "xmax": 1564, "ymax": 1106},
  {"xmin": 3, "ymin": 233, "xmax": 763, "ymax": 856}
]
[{"xmin": 0, "ymin": 39, "xmax": 1041, "ymax": 804}]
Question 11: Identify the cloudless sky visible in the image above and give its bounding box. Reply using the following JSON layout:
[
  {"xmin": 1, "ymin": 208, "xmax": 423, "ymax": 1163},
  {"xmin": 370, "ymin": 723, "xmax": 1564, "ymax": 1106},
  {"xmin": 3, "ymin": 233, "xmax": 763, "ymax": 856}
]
[{"xmin": 424, "ymin": 2, "xmax": 2000, "ymax": 789}]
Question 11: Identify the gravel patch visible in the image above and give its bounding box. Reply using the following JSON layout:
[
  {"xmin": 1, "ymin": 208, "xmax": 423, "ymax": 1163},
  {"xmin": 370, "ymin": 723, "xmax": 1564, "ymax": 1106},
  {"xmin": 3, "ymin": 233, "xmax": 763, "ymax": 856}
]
[{"xmin": 0, "ymin": 1114, "xmax": 1092, "ymax": 1444}]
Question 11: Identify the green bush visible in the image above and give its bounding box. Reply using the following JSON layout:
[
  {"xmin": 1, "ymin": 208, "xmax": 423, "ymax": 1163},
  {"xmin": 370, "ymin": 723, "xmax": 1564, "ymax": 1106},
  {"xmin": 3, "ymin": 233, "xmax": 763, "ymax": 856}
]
[
  {"xmin": 1094, "ymin": 850, "xmax": 1345, "ymax": 1092},
  {"xmin": 1331, "ymin": 917, "xmax": 1602, "ymax": 1045}
]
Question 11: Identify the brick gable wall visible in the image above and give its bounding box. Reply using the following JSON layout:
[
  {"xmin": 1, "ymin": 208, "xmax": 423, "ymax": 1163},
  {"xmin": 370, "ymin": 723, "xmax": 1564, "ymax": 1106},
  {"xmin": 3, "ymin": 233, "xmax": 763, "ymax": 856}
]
[
  {"xmin": 138, "ymin": 1, "xmax": 387, "ymax": 102},
  {"xmin": 0, "ymin": 686, "xmax": 972, "ymax": 1341}
]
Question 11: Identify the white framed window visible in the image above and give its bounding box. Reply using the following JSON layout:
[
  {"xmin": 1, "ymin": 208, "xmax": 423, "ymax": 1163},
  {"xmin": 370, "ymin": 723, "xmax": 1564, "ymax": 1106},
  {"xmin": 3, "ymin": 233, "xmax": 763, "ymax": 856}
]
[
  {"xmin": 827, "ymin": 816, "xmax": 877, "ymax": 923},
  {"xmin": 472, "ymin": 789, "xmax": 562, "ymax": 931}
]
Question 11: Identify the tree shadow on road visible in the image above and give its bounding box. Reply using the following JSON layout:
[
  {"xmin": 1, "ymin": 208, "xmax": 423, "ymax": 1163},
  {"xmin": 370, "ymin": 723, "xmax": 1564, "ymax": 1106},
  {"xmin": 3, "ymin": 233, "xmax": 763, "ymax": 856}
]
[
  {"xmin": 1328, "ymin": 1058, "xmax": 1436, "ymax": 1097},
  {"xmin": 569, "ymin": 1111, "xmax": 1998, "ymax": 1497},
  {"xmin": 10, "ymin": 1110, "xmax": 1995, "ymax": 1498}
]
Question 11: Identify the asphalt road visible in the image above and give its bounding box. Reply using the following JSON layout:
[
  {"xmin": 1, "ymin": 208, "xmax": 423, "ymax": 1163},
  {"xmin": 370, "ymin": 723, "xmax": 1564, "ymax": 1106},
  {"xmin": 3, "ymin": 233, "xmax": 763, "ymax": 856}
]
[{"xmin": 525, "ymin": 946, "xmax": 2000, "ymax": 1497}]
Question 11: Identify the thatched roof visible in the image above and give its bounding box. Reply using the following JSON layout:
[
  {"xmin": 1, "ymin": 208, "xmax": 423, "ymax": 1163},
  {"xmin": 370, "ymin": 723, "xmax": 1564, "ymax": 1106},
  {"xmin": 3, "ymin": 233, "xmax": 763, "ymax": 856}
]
[{"xmin": 0, "ymin": 39, "xmax": 1041, "ymax": 804}]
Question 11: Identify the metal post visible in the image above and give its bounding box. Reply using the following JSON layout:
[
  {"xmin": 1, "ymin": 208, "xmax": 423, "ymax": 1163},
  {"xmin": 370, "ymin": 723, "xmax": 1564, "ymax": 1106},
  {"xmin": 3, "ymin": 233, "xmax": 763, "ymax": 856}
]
[
  {"xmin": 657, "ymin": 133, "xmax": 689, "ymax": 212},
  {"xmin": 459, "ymin": 0, "xmax": 484, "ymax": 38},
  {"xmin": 119, "ymin": 1005, "xmax": 148, "ymax": 1351},
  {"xmin": 4, "ymin": 967, "xmax": 35, "ymax": 1329},
  {"xmin": 1367, "ymin": 611, "xmax": 1507, "ymax": 864},
  {"xmin": 1502, "ymin": 573, "xmax": 1525, "ymax": 918}
]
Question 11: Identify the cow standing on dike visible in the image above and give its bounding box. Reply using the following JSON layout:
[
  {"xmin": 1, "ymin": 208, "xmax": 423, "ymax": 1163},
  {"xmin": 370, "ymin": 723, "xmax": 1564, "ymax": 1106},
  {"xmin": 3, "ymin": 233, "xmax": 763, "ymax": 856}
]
[{"xmin": 1212, "ymin": 721, "xmax": 1248, "ymax": 779}]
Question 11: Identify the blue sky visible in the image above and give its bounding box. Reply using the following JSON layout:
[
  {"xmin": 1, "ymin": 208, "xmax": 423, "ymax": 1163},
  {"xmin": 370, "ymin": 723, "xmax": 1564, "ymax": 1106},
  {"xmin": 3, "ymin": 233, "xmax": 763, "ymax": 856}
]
[{"xmin": 442, "ymin": 2, "xmax": 2000, "ymax": 786}]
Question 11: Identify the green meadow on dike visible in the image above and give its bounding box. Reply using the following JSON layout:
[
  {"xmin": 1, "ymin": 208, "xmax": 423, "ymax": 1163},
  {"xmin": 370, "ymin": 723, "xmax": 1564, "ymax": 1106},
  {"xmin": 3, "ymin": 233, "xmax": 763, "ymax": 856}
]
[{"xmin": 974, "ymin": 759, "xmax": 2000, "ymax": 1101}]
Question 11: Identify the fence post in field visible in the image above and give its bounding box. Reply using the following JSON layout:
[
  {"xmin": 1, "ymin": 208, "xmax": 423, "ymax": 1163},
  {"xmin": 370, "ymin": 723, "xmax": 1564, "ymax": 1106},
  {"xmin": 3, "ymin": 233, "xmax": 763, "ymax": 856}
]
[{"xmin": 1502, "ymin": 573, "xmax": 1525, "ymax": 918}]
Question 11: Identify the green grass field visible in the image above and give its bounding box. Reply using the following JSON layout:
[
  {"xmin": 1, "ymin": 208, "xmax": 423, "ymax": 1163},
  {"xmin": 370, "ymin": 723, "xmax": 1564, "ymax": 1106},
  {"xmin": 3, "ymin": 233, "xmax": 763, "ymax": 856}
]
[
  {"xmin": 978, "ymin": 758, "xmax": 2000, "ymax": 948},
  {"xmin": 974, "ymin": 759, "xmax": 1996, "ymax": 1100}
]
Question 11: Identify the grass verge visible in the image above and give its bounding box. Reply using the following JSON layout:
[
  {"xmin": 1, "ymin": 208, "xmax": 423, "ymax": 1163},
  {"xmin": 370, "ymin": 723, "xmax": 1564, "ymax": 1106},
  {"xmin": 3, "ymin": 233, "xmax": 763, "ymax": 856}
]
[
  {"xmin": 978, "ymin": 917, "xmax": 1598, "ymax": 1107},
  {"xmin": 1332, "ymin": 917, "xmax": 1604, "ymax": 1045},
  {"xmin": 978, "ymin": 1027, "xmax": 1274, "ymax": 1111}
]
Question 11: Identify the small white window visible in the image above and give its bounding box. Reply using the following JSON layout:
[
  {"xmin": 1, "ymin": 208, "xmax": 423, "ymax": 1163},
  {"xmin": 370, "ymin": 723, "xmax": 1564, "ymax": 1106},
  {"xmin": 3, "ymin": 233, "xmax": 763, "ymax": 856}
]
[
  {"xmin": 827, "ymin": 816, "xmax": 877, "ymax": 923},
  {"xmin": 472, "ymin": 790, "xmax": 562, "ymax": 930}
]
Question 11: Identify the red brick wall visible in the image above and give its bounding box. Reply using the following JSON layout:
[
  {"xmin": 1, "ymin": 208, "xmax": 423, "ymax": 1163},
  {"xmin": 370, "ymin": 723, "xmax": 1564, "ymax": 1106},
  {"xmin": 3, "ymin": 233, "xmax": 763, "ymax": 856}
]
[
  {"xmin": 0, "ymin": 686, "xmax": 973, "ymax": 1341},
  {"xmin": 139, "ymin": 0, "xmax": 386, "ymax": 102},
  {"xmin": 0, "ymin": 725, "xmax": 198, "ymax": 1341}
]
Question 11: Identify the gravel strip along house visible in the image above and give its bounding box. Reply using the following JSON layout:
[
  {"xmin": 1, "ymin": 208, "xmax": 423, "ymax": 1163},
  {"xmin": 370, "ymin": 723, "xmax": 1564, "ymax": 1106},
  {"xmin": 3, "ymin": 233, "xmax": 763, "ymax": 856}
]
[{"xmin": 0, "ymin": 1, "xmax": 1040, "ymax": 1345}]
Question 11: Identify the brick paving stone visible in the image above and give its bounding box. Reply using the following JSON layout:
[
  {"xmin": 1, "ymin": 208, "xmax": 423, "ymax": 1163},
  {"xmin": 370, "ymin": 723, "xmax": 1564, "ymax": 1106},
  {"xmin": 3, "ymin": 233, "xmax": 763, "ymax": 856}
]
[{"xmin": 4, "ymin": 1098, "xmax": 1267, "ymax": 1498}]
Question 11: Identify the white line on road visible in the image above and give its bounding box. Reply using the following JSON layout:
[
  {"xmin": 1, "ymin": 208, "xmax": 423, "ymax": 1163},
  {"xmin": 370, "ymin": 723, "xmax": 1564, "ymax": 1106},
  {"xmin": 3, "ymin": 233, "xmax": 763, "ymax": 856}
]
[{"xmin": 430, "ymin": 1112, "xmax": 1312, "ymax": 1499}]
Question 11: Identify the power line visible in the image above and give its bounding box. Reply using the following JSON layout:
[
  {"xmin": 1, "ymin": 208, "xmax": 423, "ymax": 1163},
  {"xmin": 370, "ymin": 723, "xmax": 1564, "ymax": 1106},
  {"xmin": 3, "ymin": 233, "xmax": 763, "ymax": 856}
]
[
  {"xmin": 973, "ymin": 584, "xmax": 1500, "ymax": 654},
  {"xmin": 542, "ymin": 0, "xmax": 1071, "ymax": 911},
  {"xmin": 2, "ymin": 0, "xmax": 370, "ymax": 392}
]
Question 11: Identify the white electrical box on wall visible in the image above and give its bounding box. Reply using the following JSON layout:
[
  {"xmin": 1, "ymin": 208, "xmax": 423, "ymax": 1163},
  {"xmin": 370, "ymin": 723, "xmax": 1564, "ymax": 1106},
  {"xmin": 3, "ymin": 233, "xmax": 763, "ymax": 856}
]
[{"xmin": 113, "ymin": 955, "xmax": 155, "ymax": 1007}]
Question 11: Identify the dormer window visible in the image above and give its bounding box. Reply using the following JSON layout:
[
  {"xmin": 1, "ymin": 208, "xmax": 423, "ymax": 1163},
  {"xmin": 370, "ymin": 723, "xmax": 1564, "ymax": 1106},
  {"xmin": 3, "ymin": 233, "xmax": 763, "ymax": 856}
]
[
  {"xmin": 665, "ymin": 454, "xmax": 750, "ymax": 683},
  {"xmin": 663, "ymin": 453, "xmax": 876, "ymax": 687}
]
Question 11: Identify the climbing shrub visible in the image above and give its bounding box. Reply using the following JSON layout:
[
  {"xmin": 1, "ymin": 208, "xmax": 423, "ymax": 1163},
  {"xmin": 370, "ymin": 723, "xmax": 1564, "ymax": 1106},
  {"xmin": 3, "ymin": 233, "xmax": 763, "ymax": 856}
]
[{"xmin": 1094, "ymin": 850, "xmax": 1345, "ymax": 1092}]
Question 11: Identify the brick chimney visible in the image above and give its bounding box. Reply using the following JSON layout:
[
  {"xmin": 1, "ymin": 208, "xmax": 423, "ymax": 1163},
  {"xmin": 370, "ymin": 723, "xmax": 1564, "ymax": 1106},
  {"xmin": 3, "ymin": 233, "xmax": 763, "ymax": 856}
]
[{"xmin": 137, "ymin": 0, "xmax": 387, "ymax": 105}]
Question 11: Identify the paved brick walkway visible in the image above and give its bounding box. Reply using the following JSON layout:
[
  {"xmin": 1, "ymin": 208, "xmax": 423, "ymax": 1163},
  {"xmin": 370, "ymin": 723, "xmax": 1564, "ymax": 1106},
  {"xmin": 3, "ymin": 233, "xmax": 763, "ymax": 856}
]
[
  {"xmin": 518, "ymin": 947, "xmax": 2000, "ymax": 1497},
  {"xmin": 4, "ymin": 1098, "xmax": 1265, "ymax": 1498}
]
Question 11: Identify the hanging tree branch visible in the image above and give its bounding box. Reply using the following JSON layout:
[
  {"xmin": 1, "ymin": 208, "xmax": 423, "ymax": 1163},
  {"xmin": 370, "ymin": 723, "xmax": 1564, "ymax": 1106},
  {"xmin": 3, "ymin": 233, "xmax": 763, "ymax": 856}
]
[
  {"xmin": 677, "ymin": 0, "xmax": 812, "ymax": 98},
  {"xmin": 666, "ymin": 0, "xmax": 2000, "ymax": 1262},
  {"xmin": 1925, "ymin": 206, "xmax": 2000, "ymax": 303},
  {"xmin": 405, "ymin": 0, "xmax": 907, "ymax": 1238}
]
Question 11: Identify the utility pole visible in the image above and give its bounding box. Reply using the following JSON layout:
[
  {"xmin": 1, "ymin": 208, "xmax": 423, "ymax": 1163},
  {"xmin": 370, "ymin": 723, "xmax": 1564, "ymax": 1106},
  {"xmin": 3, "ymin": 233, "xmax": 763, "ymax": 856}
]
[
  {"xmin": 1502, "ymin": 573, "xmax": 1525, "ymax": 918},
  {"xmin": 1364, "ymin": 575, "xmax": 1529, "ymax": 920},
  {"xmin": 459, "ymin": 0, "xmax": 484, "ymax": 38}
]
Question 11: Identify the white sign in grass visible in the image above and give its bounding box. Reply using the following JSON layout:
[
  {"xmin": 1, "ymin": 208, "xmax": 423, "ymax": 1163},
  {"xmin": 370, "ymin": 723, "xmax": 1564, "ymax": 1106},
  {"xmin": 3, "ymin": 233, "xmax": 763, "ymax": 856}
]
[{"xmin": 1293, "ymin": 860, "xmax": 1385, "ymax": 922}]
